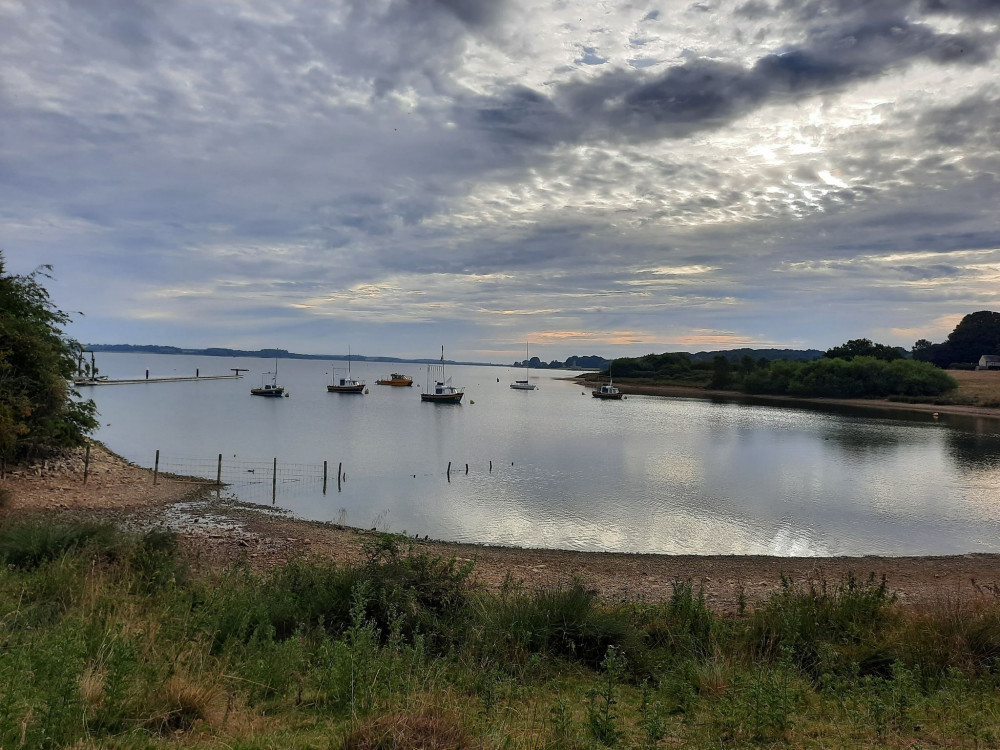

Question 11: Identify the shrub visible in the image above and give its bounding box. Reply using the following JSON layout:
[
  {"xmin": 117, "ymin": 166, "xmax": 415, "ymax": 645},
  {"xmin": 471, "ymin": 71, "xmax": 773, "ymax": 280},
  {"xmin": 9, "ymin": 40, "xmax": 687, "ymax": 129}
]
[
  {"xmin": 747, "ymin": 573, "xmax": 897, "ymax": 677},
  {"xmin": 0, "ymin": 520, "xmax": 119, "ymax": 569},
  {"xmin": 475, "ymin": 581, "xmax": 648, "ymax": 670}
]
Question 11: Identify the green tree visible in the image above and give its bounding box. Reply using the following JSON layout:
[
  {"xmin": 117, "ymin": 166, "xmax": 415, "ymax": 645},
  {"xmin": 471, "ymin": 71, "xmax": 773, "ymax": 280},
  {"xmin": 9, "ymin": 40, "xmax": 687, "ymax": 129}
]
[
  {"xmin": 916, "ymin": 311, "xmax": 1000, "ymax": 367},
  {"xmin": 0, "ymin": 253, "xmax": 97, "ymax": 462},
  {"xmin": 824, "ymin": 338, "xmax": 904, "ymax": 362},
  {"xmin": 709, "ymin": 355, "xmax": 732, "ymax": 389}
]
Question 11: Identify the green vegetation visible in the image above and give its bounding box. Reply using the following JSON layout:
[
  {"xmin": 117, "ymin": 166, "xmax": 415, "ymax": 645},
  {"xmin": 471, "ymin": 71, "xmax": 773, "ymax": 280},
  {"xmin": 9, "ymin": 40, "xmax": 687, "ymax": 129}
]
[
  {"xmin": 599, "ymin": 344, "xmax": 957, "ymax": 399},
  {"xmin": 2, "ymin": 521, "xmax": 998, "ymax": 748},
  {"xmin": 0, "ymin": 252, "xmax": 97, "ymax": 463},
  {"xmin": 913, "ymin": 310, "xmax": 1000, "ymax": 368}
]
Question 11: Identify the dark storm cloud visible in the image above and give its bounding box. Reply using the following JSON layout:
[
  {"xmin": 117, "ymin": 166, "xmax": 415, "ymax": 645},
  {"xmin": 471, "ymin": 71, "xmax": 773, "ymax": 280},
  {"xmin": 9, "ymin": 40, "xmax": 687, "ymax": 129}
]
[{"xmin": 466, "ymin": 11, "xmax": 995, "ymax": 148}]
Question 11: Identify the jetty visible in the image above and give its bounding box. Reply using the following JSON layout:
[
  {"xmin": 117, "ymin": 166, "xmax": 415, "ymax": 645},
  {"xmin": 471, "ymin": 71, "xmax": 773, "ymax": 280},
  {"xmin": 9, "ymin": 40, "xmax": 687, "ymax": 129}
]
[{"xmin": 74, "ymin": 369, "xmax": 245, "ymax": 386}]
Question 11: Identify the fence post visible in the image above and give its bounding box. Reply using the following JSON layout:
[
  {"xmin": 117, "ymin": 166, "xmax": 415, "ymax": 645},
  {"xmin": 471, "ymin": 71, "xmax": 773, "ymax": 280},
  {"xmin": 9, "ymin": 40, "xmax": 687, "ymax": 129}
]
[
  {"xmin": 153, "ymin": 450, "xmax": 159, "ymax": 486},
  {"xmin": 83, "ymin": 444, "xmax": 91, "ymax": 484},
  {"xmin": 323, "ymin": 460, "xmax": 328, "ymax": 494},
  {"xmin": 272, "ymin": 457, "xmax": 277, "ymax": 503},
  {"xmin": 216, "ymin": 454, "xmax": 222, "ymax": 486}
]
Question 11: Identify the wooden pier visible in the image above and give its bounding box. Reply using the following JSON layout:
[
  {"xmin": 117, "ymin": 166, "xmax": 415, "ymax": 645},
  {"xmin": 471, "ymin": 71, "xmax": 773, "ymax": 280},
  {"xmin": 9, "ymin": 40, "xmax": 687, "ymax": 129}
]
[{"xmin": 74, "ymin": 371, "xmax": 244, "ymax": 386}]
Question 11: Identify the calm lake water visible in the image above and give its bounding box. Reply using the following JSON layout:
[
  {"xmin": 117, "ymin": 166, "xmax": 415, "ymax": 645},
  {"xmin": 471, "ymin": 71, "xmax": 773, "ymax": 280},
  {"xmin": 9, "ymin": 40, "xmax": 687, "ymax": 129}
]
[{"xmin": 85, "ymin": 352, "xmax": 1000, "ymax": 556}]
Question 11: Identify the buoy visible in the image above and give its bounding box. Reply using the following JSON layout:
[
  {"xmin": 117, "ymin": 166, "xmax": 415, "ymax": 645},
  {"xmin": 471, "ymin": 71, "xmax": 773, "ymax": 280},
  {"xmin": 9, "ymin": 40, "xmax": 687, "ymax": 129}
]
[
  {"xmin": 933, "ymin": 412, "xmax": 939, "ymax": 418},
  {"xmin": 470, "ymin": 399, "xmax": 475, "ymax": 404},
  {"xmin": 285, "ymin": 392, "xmax": 290, "ymax": 397}
]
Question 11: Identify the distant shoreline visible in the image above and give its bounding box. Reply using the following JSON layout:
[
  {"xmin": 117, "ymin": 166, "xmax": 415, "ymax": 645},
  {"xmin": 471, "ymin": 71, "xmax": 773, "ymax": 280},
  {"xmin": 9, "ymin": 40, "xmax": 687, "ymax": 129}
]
[{"xmin": 570, "ymin": 376, "xmax": 1000, "ymax": 421}]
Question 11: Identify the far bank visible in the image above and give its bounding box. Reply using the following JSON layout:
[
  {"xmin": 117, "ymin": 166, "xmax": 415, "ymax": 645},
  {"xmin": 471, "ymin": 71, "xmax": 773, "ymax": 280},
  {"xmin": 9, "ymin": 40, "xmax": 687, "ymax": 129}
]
[{"xmin": 572, "ymin": 368, "xmax": 1000, "ymax": 421}]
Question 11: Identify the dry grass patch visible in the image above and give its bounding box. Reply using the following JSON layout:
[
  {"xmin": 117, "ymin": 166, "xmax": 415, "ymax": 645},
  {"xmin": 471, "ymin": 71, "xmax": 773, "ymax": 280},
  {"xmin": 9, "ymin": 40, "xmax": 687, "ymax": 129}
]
[
  {"xmin": 343, "ymin": 709, "xmax": 475, "ymax": 750},
  {"xmin": 144, "ymin": 674, "xmax": 226, "ymax": 735},
  {"xmin": 949, "ymin": 369, "xmax": 1000, "ymax": 406}
]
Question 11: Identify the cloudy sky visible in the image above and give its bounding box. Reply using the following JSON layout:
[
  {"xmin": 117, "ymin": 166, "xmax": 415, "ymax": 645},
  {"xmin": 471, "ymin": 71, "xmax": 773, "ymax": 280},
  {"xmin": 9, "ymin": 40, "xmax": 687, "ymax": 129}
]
[{"xmin": 2, "ymin": 0, "xmax": 999, "ymax": 363}]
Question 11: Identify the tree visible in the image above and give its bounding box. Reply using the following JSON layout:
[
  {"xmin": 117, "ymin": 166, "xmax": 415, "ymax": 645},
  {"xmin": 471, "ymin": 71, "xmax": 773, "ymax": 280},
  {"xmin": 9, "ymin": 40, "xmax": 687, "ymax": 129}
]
[
  {"xmin": 0, "ymin": 253, "xmax": 97, "ymax": 462},
  {"xmin": 912, "ymin": 311, "xmax": 1000, "ymax": 367},
  {"xmin": 709, "ymin": 355, "xmax": 732, "ymax": 389},
  {"xmin": 824, "ymin": 338, "xmax": 903, "ymax": 362}
]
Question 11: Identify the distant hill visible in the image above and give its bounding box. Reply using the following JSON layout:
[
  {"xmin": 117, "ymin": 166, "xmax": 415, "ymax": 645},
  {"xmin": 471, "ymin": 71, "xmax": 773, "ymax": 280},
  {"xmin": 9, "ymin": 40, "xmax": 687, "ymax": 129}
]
[
  {"xmin": 84, "ymin": 344, "xmax": 495, "ymax": 367},
  {"xmin": 681, "ymin": 348, "xmax": 824, "ymax": 363}
]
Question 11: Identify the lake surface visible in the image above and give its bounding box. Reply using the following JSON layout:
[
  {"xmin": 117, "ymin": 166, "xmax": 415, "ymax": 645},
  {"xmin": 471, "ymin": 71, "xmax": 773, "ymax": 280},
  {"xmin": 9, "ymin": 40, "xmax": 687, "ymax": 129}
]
[{"xmin": 85, "ymin": 353, "xmax": 1000, "ymax": 556}]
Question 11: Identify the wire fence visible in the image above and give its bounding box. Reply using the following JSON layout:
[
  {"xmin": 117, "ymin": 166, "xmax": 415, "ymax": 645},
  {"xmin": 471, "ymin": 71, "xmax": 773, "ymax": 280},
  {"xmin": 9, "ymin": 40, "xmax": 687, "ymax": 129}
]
[{"xmin": 150, "ymin": 451, "xmax": 503, "ymax": 502}]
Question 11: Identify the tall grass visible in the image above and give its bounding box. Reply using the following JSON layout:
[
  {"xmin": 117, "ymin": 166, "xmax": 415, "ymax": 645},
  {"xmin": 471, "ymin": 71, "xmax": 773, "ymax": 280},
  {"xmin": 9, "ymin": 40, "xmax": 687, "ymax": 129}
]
[{"xmin": 1, "ymin": 522, "xmax": 999, "ymax": 748}]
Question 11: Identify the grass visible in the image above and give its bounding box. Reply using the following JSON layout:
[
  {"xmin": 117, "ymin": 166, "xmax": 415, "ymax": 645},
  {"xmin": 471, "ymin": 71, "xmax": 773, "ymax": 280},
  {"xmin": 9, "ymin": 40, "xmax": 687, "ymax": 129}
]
[{"xmin": 1, "ymin": 520, "xmax": 999, "ymax": 748}]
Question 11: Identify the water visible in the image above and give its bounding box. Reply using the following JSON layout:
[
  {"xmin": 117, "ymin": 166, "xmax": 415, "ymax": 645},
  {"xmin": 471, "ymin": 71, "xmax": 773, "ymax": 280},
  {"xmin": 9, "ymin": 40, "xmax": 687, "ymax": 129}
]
[{"xmin": 85, "ymin": 353, "xmax": 1000, "ymax": 556}]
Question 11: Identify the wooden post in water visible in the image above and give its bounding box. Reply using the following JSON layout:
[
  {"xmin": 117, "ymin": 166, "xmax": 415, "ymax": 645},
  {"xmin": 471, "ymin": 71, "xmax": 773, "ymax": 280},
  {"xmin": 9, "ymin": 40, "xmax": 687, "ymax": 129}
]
[
  {"xmin": 489, "ymin": 460, "xmax": 492, "ymax": 472},
  {"xmin": 153, "ymin": 450, "xmax": 160, "ymax": 485},
  {"xmin": 465, "ymin": 463, "xmax": 469, "ymax": 474},
  {"xmin": 338, "ymin": 462, "xmax": 342, "ymax": 492},
  {"xmin": 83, "ymin": 444, "xmax": 91, "ymax": 484},
  {"xmin": 272, "ymin": 457, "xmax": 277, "ymax": 503},
  {"xmin": 196, "ymin": 368, "xmax": 199, "ymax": 378},
  {"xmin": 216, "ymin": 454, "xmax": 222, "ymax": 486},
  {"xmin": 323, "ymin": 460, "xmax": 328, "ymax": 494},
  {"xmin": 447, "ymin": 461, "xmax": 451, "ymax": 481}
]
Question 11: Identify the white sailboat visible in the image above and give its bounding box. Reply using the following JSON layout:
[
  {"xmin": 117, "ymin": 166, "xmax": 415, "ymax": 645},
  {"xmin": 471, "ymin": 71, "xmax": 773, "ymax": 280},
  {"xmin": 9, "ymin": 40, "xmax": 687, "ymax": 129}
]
[{"xmin": 510, "ymin": 342, "xmax": 537, "ymax": 390}]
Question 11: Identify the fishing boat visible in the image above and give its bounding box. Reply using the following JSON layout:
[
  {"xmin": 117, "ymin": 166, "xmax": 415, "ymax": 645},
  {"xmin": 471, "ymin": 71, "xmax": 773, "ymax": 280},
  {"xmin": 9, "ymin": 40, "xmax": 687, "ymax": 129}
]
[
  {"xmin": 591, "ymin": 367, "xmax": 623, "ymax": 400},
  {"xmin": 510, "ymin": 342, "xmax": 537, "ymax": 390},
  {"xmin": 327, "ymin": 347, "xmax": 365, "ymax": 393},
  {"xmin": 375, "ymin": 372, "xmax": 413, "ymax": 387},
  {"xmin": 420, "ymin": 346, "xmax": 464, "ymax": 404},
  {"xmin": 251, "ymin": 360, "xmax": 285, "ymax": 397}
]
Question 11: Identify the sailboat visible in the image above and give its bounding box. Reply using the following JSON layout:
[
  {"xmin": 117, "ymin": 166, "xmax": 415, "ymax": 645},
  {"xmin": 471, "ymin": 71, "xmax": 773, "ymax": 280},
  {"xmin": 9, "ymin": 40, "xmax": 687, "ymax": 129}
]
[
  {"xmin": 510, "ymin": 342, "xmax": 537, "ymax": 390},
  {"xmin": 591, "ymin": 364, "xmax": 623, "ymax": 400},
  {"xmin": 420, "ymin": 346, "xmax": 464, "ymax": 403},
  {"xmin": 251, "ymin": 359, "xmax": 285, "ymax": 397},
  {"xmin": 327, "ymin": 346, "xmax": 365, "ymax": 393}
]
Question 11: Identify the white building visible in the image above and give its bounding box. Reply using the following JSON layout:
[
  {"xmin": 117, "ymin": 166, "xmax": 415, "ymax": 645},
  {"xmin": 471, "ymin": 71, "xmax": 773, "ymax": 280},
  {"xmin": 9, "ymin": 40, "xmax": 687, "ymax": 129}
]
[{"xmin": 976, "ymin": 355, "xmax": 1000, "ymax": 370}]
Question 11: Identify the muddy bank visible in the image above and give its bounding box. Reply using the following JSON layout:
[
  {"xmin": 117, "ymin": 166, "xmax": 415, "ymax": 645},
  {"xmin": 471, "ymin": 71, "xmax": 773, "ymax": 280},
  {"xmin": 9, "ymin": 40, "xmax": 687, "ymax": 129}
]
[{"xmin": 2, "ymin": 442, "xmax": 998, "ymax": 614}]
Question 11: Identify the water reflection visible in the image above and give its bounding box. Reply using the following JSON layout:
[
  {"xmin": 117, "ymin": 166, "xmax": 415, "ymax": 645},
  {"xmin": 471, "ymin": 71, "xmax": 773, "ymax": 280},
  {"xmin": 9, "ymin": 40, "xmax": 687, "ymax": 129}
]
[{"xmin": 87, "ymin": 353, "xmax": 1000, "ymax": 556}]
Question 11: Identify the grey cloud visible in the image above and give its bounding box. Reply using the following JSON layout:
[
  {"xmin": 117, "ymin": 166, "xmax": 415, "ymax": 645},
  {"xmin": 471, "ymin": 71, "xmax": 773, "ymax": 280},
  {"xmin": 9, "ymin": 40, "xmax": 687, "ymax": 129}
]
[
  {"xmin": 896, "ymin": 264, "xmax": 964, "ymax": 279},
  {"xmin": 469, "ymin": 14, "xmax": 995, "ymax": 148}
]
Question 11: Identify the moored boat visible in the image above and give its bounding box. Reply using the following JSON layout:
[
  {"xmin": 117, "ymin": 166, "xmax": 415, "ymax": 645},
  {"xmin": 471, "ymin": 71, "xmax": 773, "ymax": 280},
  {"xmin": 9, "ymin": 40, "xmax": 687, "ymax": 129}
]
[
  {"xmin": 327, "ymin": 347, "xmax": 366, "ymax": 393},
  {"xmin": 510, "ymin": 341, "xmax": 537, "ymax": 390},
  {"xmin": 591, "ymin": 381, "xmax": 623, "ymax": 399},
  {"xmin": 421, "ymin": 346, "xmax": 464, "ymax": 404},
  {"xmin": 376, "ymin": 372, "xmax": 413, "ymax": 386},
  {"xmin": 251, "ymin": 359, "xmax": 285, "ymax": 397}
]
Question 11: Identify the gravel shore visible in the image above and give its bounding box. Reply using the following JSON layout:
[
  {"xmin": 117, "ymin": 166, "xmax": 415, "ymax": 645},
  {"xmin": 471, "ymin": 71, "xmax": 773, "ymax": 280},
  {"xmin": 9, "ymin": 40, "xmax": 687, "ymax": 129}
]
[{"xmin": 3, "ymin": 440, "xmax": 998, "ymax": 614}]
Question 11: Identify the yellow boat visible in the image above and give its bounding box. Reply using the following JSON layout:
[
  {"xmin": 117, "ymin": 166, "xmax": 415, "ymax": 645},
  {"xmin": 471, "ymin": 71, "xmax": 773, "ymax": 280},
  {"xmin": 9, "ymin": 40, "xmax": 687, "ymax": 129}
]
[{"xmin": 375, "ymin": 372, "xmax": 413, "ymax": 387}]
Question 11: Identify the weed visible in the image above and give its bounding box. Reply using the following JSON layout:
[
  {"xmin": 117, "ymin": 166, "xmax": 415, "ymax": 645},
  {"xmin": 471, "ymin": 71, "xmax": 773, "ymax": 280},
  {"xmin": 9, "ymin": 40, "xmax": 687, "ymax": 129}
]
[
  {"xmin": 747, "ymin": 572, "xmax": 896, "ymax": 676},
  {"xmin": 0, "ymin": 520, "xmax": 119, "ymax": 569},
  {"xmin": 586, "ymin": 646, "xmax": 625, "ymax": 745}
]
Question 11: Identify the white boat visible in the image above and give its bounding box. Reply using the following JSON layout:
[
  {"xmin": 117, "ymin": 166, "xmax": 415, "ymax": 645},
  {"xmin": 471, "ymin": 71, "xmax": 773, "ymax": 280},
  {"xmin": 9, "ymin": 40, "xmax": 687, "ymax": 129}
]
[
  {"xmin": 510, "ymin": 342, "xmax": 537, "ymax": 390},
  {"xmin": 591, "ymin": 365, "xmax": 622, "ymax": 400},
  {"xmin": 327, "ymin": 347, "xmax": 365, "ymax": 394},
  {"xmin": 251, "ymin": 359, "xmax": 285, "ymax": 397},
  {"xmin": 421, "ymin": 346, "xmax": 464, "ymax": 403}
]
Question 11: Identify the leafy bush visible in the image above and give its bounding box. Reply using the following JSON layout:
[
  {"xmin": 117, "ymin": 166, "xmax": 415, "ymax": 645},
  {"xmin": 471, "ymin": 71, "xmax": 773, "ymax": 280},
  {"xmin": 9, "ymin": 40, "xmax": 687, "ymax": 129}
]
[
  {"xmin": 207, "ymin": 533, "xmax": 473, "ymax": 651},
  {"xmin": 0, "ymin": 520, "xmax": 120, "ymax": 569},
  {"xmin": 743, "ymin": 357, "xmax": 956, "ymax": 398},
  {"xmin": 0, "ymin": 254, "xmax": 98, "ymax": 462},
  {"xmin": 747, "ymin": 573, "xmax": 897, "ymax": 677},
  {"xmin": 474, "ymin": 581, "xmax": 647, "ymax": 670}
]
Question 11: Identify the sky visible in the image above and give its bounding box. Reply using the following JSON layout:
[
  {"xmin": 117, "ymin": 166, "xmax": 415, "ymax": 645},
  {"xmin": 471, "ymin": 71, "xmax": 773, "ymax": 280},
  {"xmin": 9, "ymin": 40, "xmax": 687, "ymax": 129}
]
[{"xmin": 2, "ymin": 0, "xmax": 999, "ymax": 364}]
